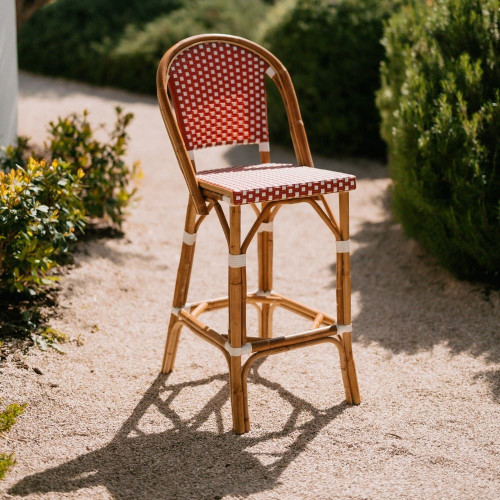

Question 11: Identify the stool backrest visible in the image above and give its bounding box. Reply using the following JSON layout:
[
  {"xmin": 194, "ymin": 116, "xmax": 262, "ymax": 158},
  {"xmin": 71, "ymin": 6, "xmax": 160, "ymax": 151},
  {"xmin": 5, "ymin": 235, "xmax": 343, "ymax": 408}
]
[
  {"xmin": 157, "ymin": 34, "xmax": 312, "ymax": 215},
  {"xmin": 167, "ymin": 42, "xmax": 270, "ymax": 154}
]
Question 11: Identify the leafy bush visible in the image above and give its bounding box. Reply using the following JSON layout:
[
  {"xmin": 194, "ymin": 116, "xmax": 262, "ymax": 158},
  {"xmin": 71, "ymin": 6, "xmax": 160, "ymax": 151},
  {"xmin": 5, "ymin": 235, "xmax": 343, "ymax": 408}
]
[
  {"xmin": 0, "ymin": 400, "xmax": 26, "ymax": 481},
  {"xmin": 109, "ymin": 0, "xmax": 269, "ymax": 94},
  {"xmin": 2, "ymin": 108, "xmax": 140, "ymax": 227},
  {"xmin": 261, "ymin": 0, "xmax": 403, "ymax": 158},
  {"xmin": 18, "ymin": 0, "xmax": 269, "ymax": 95},
  {"xmin": 377, "ymin": 0, "xmax": 500, "ymax": 283},
  {"xmin": 0, "ymin": 137, "xmax": 31, "ymax": 171},
  {"xmin": 0, "ymin": 453, "xmax": 15, "ymax": 482},
  {"xmin": 47, "ymin": 108, "xmax": 141, "ymax": 225},
  {"xmin": 18, "ymin": 0, "xmax": 182, "ymax": 87},
  {"xmin": 0, "ymin": 401, "xmax": 26, "ymax": 434},
  {"xmin": 0, "ymin": 158, "xmax": 85, "ymax": 294},
  {"xmin": 0, "ymin": 108, "xmax": 139, "ymax": 295}
]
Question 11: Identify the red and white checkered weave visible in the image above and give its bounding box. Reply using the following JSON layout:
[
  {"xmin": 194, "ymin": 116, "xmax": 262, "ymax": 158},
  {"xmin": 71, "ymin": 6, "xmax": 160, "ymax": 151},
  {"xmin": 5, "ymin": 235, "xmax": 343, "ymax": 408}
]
[
  {"xmin": 168, "ymin": 42, "xmax": 270, "ymax": 153},
  {"xmin": 197, "ymin": 164, "xmax": 356, "ymax": 205}
]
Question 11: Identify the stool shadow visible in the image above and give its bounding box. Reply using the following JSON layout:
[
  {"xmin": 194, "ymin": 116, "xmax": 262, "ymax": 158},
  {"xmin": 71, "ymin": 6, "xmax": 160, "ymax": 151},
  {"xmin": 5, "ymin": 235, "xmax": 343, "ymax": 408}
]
[
  {"xmin": 348, "ymin": 188, "xmax": 499, "ymax": 362},
  {"xmin": 9, "ymin": 362, "xmax": 348, "ymax": 499}
]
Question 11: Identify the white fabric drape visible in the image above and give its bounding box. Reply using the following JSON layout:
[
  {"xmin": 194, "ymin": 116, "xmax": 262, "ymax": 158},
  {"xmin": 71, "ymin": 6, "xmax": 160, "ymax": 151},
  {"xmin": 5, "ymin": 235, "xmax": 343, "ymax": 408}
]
[{"xmin": 0, "ymin": 0, "xmax": 18, "ymax": 149}]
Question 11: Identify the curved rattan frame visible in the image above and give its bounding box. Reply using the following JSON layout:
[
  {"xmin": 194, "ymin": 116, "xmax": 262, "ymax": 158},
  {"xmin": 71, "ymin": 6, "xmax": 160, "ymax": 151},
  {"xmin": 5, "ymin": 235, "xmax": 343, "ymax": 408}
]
[
  {"xmin": 157, "ymin": 34, "xmax": 313, "ymax": 216},
  {"xmin": 157, "ymin": 35, "xmax": 361, "ymax": 434}
]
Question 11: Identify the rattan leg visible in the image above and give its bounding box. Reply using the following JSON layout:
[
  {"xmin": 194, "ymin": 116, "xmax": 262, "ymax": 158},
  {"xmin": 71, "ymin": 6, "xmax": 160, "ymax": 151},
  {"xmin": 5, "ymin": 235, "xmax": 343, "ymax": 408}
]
[
  {"xmin": 337, "ymin": 192, "xmax": 361, "ymax": 404},
  {"xmin": 257, "ymin": 201, "xmax": 274, "ymax": 339},
  {"xmin": 341, "ymin": 331, "xmax": 360, "ymax": 404},
  {"xmin": 161, "ymin": 198, "xmax": 197, "ymax": 374},
  {"xmin": 228, "ymin": 206, "xmax": 248, "ymax": 434}
]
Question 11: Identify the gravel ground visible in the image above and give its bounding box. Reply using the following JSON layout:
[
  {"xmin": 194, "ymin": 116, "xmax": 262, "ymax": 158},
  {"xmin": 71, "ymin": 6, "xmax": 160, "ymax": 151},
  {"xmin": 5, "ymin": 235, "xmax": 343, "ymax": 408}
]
[{"xmin": 1, "ymin": 72, "xmax": 499, "ymax": 499}]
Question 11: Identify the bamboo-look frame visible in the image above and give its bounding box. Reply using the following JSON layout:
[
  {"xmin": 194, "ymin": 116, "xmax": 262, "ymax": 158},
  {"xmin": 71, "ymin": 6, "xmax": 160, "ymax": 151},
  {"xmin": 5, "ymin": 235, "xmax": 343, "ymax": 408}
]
[
  {"xmin": 156, "ymin": 33, "xmax": 313, "ymax": 215},
  {"xmin": 157, "ymin": 34, "xmax": 360, "ymax": 434}
]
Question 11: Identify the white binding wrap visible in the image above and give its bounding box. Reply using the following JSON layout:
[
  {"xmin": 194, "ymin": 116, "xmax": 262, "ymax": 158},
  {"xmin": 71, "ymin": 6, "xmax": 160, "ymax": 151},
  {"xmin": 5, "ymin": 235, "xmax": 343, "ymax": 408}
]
[
  {"xmin": 265, "ymin": 67, "xmax": 276, "ymax": 78},
  {"xmin": 224, "ymin": 341, "xmax": 252, "ymax": 356},
  {"xmin": 258, "ymin": 221, "xmax": 273, "ymax": 232},
  {"xmin": 183, "ymin": 231, "xmax": 197, "ymax": 245},
  {"xmin": 259, "ymin": 141, "xmax": 270, "ymax": 152},
  {"xmin": 336, "ymin": 239, "xmax": 350, "ymax": 253},
  {"xmin": 171, "ymin": 304, "xmax": 189, "ymax": 317},
  {"xmin": 228, "ymin": 253, "xmax": 246, "ymax": 268},
  {"xmin": 336, "ymin": 323, "xmax": 352, "ymax": 335}
]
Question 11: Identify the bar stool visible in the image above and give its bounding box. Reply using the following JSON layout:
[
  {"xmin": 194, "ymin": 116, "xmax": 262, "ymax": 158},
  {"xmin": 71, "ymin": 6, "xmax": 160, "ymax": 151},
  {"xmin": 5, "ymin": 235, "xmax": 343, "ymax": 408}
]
[{"xmin": 156, "ymin": 34, "xmax": 361, "ymax": 434}]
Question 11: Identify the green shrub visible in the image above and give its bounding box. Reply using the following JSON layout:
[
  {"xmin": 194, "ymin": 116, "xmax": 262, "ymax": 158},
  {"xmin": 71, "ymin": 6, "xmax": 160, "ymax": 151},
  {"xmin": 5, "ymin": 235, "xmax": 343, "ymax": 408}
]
[
  {"xmin": 0, "ymin": 137, "xmax": 31, "ymax": 171},
  {"xmin": 0, "ymin": 453, "xmax": 15, "ymax": 482},
  {"xmin": 0, "ymin": 400, "xmax": 26, "ymax": 481},
  {"xmin": 47, "ymin": 108, "xmax": 141, "ymax": 225},
  {"xmin": 2, "ymin": 108, "xmax": 140, "ymax": 227},
  {"xmin": 109, "ymin": 0, "xmax": 269, "ymax": 94},
  {"xmin": 377, "ymin": 0, "xmax": 500, "ymax": 284},
  {"xmin": 18, "ymin": 0, "xmax": 182, "ymax": 87},
  {"xmin": 0, "ymin": 401, "xmax": 26, "ymax": 434},
  {"xmin": 261, "ymin": 0, "xmax": 403, "ymax": 158},
  {"xmin": 18, "ymin": 0, "xmax": 269, "ymax": 95},
  {"xmin": 0, "ymin": 158, "xmax": 85, "ymax": 294},
  {"xmin": 0, "ymin": 108, "xmax": 139, "ymax": 294}
]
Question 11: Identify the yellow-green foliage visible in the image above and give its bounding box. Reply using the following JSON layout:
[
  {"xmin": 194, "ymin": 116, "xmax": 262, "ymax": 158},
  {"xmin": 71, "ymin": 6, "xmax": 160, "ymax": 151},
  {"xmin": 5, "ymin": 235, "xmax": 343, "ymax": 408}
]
[
  {"xmin": 2, "ymin": 108, "xmax": 141, "ymax": 229},
  {"xmin": 0, "ymin": 401, "xmax": 26, "ymax": 434},
  {"xmin": 0, "ymin": 454, "xmax": 15, "ymax": 482},
  {"xmin": 0, "ymin": 400, "xmax": 26, "ymax": 481},
  {"xmin": 47, "ymin": 108, "xmax": 141, "ymax": 225},
  {"xmin": 0, "ymin": 158, "xmax": 85, "ymax": 294}
]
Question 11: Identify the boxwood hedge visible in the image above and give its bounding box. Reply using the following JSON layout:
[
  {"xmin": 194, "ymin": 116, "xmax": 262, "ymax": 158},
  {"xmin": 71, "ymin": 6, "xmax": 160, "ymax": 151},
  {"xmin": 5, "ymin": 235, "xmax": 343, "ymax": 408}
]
[
  {"xmin": 18, "ymin": 0, "xmax": 268, "ymax": 95},
  {"xmin": 377, "ymin": 0, "xmax": 500, "ymax": 284},
  {"xmin": 261, "ymin": 0, "xmax": 404, "ymax": 158}
]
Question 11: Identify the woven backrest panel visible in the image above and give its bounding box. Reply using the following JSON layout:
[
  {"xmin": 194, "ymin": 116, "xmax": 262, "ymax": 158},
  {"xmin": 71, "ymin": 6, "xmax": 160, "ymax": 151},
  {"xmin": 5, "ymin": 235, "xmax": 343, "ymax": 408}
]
[{"xmin": 167, "ymin": 42, "xmax": 270, "ymax": 153}]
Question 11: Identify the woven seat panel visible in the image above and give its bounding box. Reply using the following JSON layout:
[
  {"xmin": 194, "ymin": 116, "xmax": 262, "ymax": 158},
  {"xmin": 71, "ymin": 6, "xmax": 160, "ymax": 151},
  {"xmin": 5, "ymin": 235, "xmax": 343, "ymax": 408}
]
[
  {"xmin": 168, "ymin": 42, "xmax": 270, "ymax": 152},
  {"xmin": 197, "ymin": 164, "xmax": 356, "ymax": 205}
]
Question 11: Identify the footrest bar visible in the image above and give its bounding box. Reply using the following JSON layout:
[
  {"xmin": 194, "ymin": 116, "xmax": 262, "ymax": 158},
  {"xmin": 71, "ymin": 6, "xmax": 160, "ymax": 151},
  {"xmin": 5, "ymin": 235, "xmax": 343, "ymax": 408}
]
[
  {"xmin": 250, "ymin": 323, "xmax": 351, "ymax": 353},
  {"xmin": 177, "ymin": 310, "xmax": 226, "ymax": 347},
  {"xmin": 174, "ymin": 293, "xmax": 337, "ymax": 328}
]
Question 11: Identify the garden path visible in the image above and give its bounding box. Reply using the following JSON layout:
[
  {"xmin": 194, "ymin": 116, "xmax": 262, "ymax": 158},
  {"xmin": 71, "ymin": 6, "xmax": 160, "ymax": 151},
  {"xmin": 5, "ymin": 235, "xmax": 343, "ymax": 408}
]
[{"xmin": 1, "ymin": 72, "xmax": 499, "ymax": 499}]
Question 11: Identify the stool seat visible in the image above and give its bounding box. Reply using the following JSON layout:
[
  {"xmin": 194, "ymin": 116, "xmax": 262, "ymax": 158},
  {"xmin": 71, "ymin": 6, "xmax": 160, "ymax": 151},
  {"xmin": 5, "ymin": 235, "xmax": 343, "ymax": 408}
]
[{"xmin": 197, "ymin": 163, "xmax": 357, "ymax": 205}]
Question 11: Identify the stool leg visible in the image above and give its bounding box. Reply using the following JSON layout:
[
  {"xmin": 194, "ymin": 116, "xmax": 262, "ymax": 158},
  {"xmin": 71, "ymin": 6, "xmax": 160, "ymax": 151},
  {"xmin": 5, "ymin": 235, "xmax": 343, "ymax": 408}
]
[
  {"xmin": 257, "ymin": 201, "xmax": 273, "ymax": 339},
  {"xmin": 337, "ymin": 192, "xmax": 361, "ymax": 404},
  {"xmin": 228, "ymin": 206, "xmax": 248, "ymax": 434},
  {"xmin": 161, "ymin": 198, "xmax": 197, "ymax": 374}
]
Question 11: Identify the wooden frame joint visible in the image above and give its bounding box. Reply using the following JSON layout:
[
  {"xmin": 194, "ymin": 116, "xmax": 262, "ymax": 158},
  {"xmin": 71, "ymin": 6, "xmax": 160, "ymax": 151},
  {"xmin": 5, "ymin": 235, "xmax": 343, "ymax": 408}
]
[
  {"xmin": 336, "ymin": 239, "xmax": 350, "ymax": 253},
  {"xmin": 336, "ymin": 323, "xmax": 352, "ymax": 334},
  {"xmin": 257, "ymin": 222, "xmax": 273, "ymax": 232},
  {"xmin": 259, "ymin": 141, "xmax": 270, "ymax": 152},
  {"xmin": 224, "ymin": 341, "xmax": 252, "ymax": 356},
  {"xmin": 171, "ymin": 304, "xmax": 189, "ymax": 317},
  {"xmin": 265, "ymin": 67, "xmax": 276, "ymax": 78},
  {"xmin": 228, "ymin": 253, "xmax": 246, "ymax": 268},
  {"xmin": 183, "ymin": 231, "xmax": 197, "ymax": 245}
]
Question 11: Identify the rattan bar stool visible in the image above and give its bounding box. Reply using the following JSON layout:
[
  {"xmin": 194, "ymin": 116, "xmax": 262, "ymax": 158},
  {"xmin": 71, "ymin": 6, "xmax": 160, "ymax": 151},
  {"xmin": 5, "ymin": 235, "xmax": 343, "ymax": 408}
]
[{"xmin": 157, "ymin": 34, "xmax": 361, "ymax": 434}]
